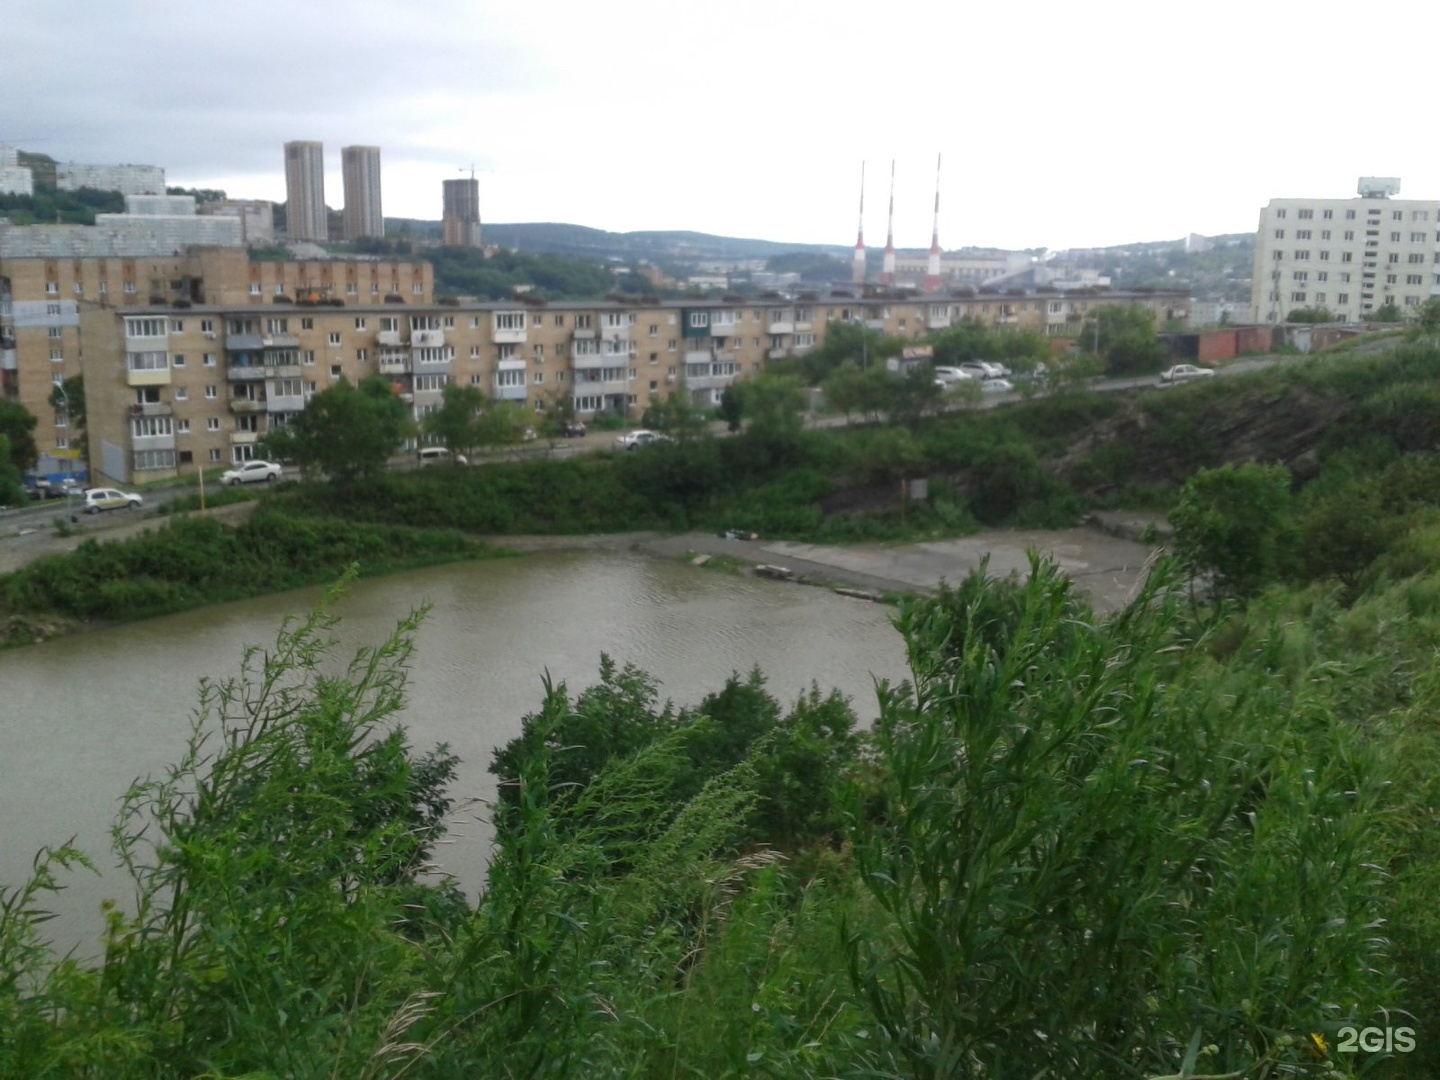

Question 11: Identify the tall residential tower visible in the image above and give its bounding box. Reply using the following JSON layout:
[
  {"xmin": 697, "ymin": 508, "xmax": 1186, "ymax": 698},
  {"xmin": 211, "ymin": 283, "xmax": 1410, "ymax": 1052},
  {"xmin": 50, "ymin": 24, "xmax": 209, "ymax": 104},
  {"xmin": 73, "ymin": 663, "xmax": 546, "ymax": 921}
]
[
  {"xmin": 442, "ymin": 176, "xmax": 482, "ymax": 247},
  {"xmin": 283, "ymin": 141, "xmax": 327, "ymax": 242},
  {"xmin": 341, "ymin": 146, "xmax": 383, "ymax": 240}
]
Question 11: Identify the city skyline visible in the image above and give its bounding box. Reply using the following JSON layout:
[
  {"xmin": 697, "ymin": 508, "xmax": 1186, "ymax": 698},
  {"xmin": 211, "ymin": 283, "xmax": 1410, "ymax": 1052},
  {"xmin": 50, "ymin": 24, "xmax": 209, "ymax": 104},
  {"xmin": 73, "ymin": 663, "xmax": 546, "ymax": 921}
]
[{"xmin": 4, "ymin": 0, "xmax": 1436, "ymax": 253}]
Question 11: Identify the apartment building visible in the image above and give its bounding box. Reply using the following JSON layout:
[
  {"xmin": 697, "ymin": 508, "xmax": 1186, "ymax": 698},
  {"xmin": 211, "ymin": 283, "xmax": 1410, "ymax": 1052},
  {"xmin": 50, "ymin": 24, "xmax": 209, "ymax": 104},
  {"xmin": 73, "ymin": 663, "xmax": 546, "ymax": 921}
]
[
  {"xmin": 284, "ymin": 141, "xmax": 328, "ymax": 242},
  {"xmin": 1250, "ymin": 177, "xmax": 1440, "ymax": 323},
  {"xmin": 341, "ymin": 146, "xmax": 383, "ymax": 241},
  {"xmin": 4, "ymin": 245, "xmax": 1185, "ymax": 485},
  {"xmin": 442, "ymin": 178, "xmax": 482, "ymax": 247}
]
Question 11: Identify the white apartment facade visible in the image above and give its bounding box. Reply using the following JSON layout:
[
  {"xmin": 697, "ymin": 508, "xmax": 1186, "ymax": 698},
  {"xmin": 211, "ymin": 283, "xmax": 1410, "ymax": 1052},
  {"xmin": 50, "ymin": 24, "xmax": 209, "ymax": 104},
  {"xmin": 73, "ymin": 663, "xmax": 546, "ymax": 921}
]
[{"xmin": 1250, "ymin": 179, "xmax": 1440, "ymax": 323}]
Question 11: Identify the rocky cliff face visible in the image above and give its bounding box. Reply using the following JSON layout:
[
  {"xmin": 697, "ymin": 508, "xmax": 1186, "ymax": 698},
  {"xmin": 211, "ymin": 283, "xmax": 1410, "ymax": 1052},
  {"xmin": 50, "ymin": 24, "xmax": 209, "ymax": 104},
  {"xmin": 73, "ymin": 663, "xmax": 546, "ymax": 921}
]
[{"xmin": 1052, "ymin": 385, "xmax": 1353, "ymax": 494}]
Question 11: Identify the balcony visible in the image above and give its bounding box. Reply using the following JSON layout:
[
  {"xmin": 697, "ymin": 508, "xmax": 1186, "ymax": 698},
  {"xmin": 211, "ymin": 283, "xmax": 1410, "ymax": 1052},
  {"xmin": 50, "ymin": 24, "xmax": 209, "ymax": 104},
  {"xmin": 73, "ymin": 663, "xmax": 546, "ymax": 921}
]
[
  {"xmin": 226, "ymin": 333, "xmax": 264, "ymax": 351},
  {"xmin": 132, "ymin": 432, "xmax": 176, "ymax": 452},
  {"xmin": 126, "ymin": 366, "xmax": 171, "ymax": 388},
  {"xmin": 708, "ymin": 321, "xmax": 740, "ymax": 338},
  {"xmin": 378, "ymin": 354, "xmax": 410, "ymax": 375},
  {"xmin": 377, "ymin": 329, "xmax": 405, "ymax": 347},
  {"xmin": 267, "ymin": 391, "xmax": 306, "ymax": 413},
  {"xmin": 794, "ymin": 321, "xmax": 813, "ymax": 333},
  {"xmin": 573, "ymin": 352, "xmax": 608, "ymax": 370},
  {"xmin": 572, "ymin": 327, "xmax": 596, "ymax": 340},
  {"xmin": 412, "ymin": 329, "xmax": 445, "ymax": 348},
  {"xmin": 600, "ymin": 323, "xmax": 630, "ymax": 342},
  {"xmin": 412, "ymin": 353, "xmax": 453, "ymax": 376},
  {"xmin": 265, "ymin": 363, "xmax": 303, "ymax": 378},
  {"xmin": 227, "ymin": 363, "xmax": 266, "ymax": 381},
  {"xmin": 493, "ymin": 325, "xmax": 527, "ymax": 345},
  {"xmin": 492, "ymin": 382, "xmax": 528, "ymax": 401},
  {"xmin": 262, "ymin": 333, "xmax": 299, "ymax": 349},
  {"xmin": 926, "ymin": 313, "xmax": 952, "ymax": 330},
  {"xmin": 767, "ymin": 321, "xmax": 794, "ymax": 335},
  {"xmin": 0, "ymin": 349, "xmax": 15, "ymax": 371},
  {"xmin": 412, "ymin": 387, "xmax": 445, "ymax": 407},
  {"xmin": 766, "ymin": 347, "xmax": 789, "ymax": 360},
  {"xmin": 685, "ymin": 349, "xmax": 713, "ymax": 364},
  {"xmin": 230, "ymin": 431, "xmax": 259, "ymax": 446},
  {"xmin": 229, "ymin": 398, "xmax": 263, "ymax": 414},
  {"xmin": 129, "ymin": 401, "xmax": 172, "ymax": 418}
]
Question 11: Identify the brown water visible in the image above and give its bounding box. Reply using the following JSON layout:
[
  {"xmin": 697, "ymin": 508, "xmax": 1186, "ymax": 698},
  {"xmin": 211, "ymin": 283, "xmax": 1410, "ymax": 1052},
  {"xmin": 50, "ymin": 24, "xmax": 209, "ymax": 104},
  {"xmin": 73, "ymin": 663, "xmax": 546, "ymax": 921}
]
[{"xmin": 0, "ymin": 551, "xmax": 910, "ymax": 956}]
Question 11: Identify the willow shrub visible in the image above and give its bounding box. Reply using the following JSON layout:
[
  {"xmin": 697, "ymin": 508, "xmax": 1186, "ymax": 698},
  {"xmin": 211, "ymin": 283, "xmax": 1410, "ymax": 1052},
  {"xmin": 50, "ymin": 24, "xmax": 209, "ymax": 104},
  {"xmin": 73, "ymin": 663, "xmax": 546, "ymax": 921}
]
[{"xmin": 850, "ymin": 557, "xmax": 1397, "ymax": 1079}]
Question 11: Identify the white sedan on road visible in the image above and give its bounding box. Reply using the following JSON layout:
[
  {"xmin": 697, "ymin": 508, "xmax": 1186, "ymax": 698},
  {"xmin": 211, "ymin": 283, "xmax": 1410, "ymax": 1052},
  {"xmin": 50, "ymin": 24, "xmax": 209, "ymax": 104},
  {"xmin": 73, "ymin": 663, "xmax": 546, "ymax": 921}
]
[
  {"xmin": 615, "ymin": 430, "xmax": 672, "ymax": 450},
  {"xmin": 221, "ymin": 460, "xmax": 284, "ymax": 485},
  {"xmin": 82, "ymin": 488, "xmax": 143, "ymax": 514},
  {"xmin": 1158, "ymin": 364, "xmax": 1217, "ymax": 384}
]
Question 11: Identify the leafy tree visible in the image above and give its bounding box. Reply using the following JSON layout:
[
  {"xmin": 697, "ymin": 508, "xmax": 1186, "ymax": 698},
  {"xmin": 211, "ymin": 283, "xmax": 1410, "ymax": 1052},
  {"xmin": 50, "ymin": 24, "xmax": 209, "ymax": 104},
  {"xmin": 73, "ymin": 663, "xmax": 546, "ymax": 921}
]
[
  {"xmin": 1406, "ymin": 297, "xmax": 1440, "ymax": 338},
  {"xmin": 1078, "ymin": 303, "xmax": 1169, "ymax": 376},
  {"xmin": 887, "ymin": 365, "xmax": 944, "ymax": 427},
  {"xmin": 260, "ymin": 376, "xmax": 409, "ymax": 481},
  {"xmin": 421, "ymin": 383, "xmax": 487, "ymax": 461},
  {"xmin": 821, "ymin": 360, "xmax": 892, "ymax": 422},
  {"xmin": 0, "ymin": 401, "xmax": 38, "ymax": 473},
  {"xmin": 1171, "ymin": 461, "xmax": 1294, "ymax": 602},
  {"xmin": 1370, "ymin": 301, "xmax": 1405, "ymax": 323},
  {"xmin": 0, "ymin": 435, "xmax": 25, "ymax": 505},
  {"xmin": 1287, "ymin": 306, "xmax": 1336, "ymax": 323},
  {"xmin": 475, "ymin": 398, "xmax": 532, "ymax": 454},
  {"xmin": 47, "ymin": 376, "xmax": 86, "ymax": 463},
  {"xmin": 641, "ymin": 388, "xmax": 709, "ymax": 442},
  {"xmin": 717, "ymin": 384, "xmax": 743, "ymax": 433}
]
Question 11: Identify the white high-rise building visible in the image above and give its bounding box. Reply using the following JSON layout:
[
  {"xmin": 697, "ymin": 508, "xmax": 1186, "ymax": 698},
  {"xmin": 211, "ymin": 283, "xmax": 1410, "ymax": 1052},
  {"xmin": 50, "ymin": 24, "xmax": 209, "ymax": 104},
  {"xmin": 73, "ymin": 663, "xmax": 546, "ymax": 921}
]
[
  {"xmin": 1250, "ymin": 178, "xmax": 1440, "ymax": 324},
  {"xmin": 341, "ymin": 145, "xmax": 383, "ymax": 240},
  {"xmin": 284, "ymin": 141, "xmax": 327, "ymax": 242}
]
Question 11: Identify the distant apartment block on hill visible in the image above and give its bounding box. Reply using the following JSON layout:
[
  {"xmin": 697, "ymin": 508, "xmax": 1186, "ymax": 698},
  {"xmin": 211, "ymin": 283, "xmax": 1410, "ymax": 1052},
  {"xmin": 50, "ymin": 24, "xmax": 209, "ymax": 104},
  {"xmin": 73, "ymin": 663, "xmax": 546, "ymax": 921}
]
[{"xmin": 1250, "ymin": 177, "xmax": 1440, "ymax": 323}]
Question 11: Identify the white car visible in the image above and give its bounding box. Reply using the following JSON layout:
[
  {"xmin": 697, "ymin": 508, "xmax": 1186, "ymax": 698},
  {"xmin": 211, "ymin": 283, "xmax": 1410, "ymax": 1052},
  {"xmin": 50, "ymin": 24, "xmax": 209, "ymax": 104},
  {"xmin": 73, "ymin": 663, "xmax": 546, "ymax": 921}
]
[
  {"xmin": 82, "ymin": 488, "xmax": 143, "ymax": 514},
  {"xmin": 1158, "ymin": 364, "xmax": 1216, "ymax": 384},
  {"xmin": 933, "ymin": 366, "xmax": 975, "ymax": 384},
  {"xmin": 221, "ymin": 460, "xmax": 284, "ymax": 485},
  {"xmin": 980, "ymin": 378, "xmax": 1015, "ymax": 394},
  {"xmin": 961, "ymin": 361, "xmax": 1010, "ymax": 380},
  {"xmin": 418, "ymin": 447, "xmax": 468, "ymax": 466},
  {"xmin": 615, "ymin": 429, "xmax": 672, "ymax": 450}
]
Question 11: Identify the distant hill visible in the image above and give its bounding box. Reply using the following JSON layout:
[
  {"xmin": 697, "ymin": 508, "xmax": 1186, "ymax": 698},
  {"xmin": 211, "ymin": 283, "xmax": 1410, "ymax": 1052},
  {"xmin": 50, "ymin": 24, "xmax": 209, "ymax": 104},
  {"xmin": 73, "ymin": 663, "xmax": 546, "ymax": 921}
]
[{"xmin": 384, "ymin": 219, "xmax": 852, "ymax": 263}]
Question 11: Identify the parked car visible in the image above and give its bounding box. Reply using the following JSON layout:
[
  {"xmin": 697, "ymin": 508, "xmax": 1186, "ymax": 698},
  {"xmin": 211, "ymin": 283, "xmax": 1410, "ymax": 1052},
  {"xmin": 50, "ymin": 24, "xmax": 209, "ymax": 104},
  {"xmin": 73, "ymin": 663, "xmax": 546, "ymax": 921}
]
[
  {"xmin": 520, "ymin": 426, "xmax": 537, "ymax": 442},
  {"xmin": 82, "ymin": 487, "xmax": 143, "ymax": 514},
  {"xmin": 221, "ymin": 460, "xmax": 284, "ymax": 484},
  {"xmin": 933, "ymin": 366, "xmax": 974, "ymax": 384},
  {"xmin": 1159, "ymin": 364, "xmax": 1216, "ymax": 384},
  {"xmin": 26, "ymin": 477, "xmax": 83, "ymax": 500},
  {"xmin": 418, "ymin": 447, "xmax": 468, "ymax": 466},
  {"xmin": 561, "ymin": 420, "xmax": 588, "ymax": 438},
  {"xmin": 961, "ymin": 361, "xmax": 1010, "ymax": 380},
  {"xmin": 980, "ymin": 378, "xmax": 1015, "ymax": 394},
  {"xmin": 615, "ymin": 429, "xmax": 671, "ymax": 450}
]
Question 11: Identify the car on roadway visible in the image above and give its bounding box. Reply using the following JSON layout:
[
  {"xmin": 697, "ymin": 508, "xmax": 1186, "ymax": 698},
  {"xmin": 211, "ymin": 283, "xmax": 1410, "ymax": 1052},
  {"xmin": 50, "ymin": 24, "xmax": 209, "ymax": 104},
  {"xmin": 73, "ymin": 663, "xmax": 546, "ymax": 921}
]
[
  {"xmin": 980, "ymin": 378, "xmax": 1015, "ymax": 394},
  {"xmin": 561, "ymin": 420, "xmax": 588, "ymax": 438},
  {"xmin": 1158, "ymin": 364, "xmax": 1216, "ymax": 384},
  {"xmin": 418, "ymin": 447, "xmax": 468, "ymax": 467},
  {"xmin": 221, "ymin": 460, "xmax": 284, "ymax": 485},
  {"xmin": 26, "ymin": 477, "xmax": 83, "ymax": 501},
  {"xmin": 615, "ymin": 429, "xmax": 672, "ymax": 450},
  {"xmin": 82, "ymin": 487, "xmax": 143, "ymax": 514},
  {"xmin": 933, "ymin": 366, "xmax": 975, "ymax": 384}
]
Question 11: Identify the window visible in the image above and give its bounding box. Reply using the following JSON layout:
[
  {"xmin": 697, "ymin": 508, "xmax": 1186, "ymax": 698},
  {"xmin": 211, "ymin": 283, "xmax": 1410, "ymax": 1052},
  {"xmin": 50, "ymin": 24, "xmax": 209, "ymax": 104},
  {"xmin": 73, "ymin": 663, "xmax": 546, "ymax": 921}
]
[
  {"xmin": 496, "ymin": 312, "xmax": 525, "ymax": 331},
  {"xmin": 574, "ymin": 314, "xmax": 591, "ymax": 329},
  {"xmin": 209, "ymin": 448, "xmax": 222, "ymax": 463},
  {"xmin": 1407, "ymin": 274, "xmax": 1424, "ymax": 285},
  {"xmin": 204, "ymin": 384, "xmax": 218, "ymax": 400},
  {"xmin": 330, "ymin": 365, "xmax": 343, "ymax": 378},
  {"xmin": 49, "ymin": 348, "xmax": 63, "ymax": 362},
  {"xmin": 173, "ymin": 353, "xmax": 189, "ymax": 368},
  {"xmin": 554, "ymin": 314, "xmax": 565, "ymax": 327},
  {"xmin": 1389, "ymin": 254, "xmax": 1400, "ymax": 264},
  {"xmin": 1321, "ymin": 230, "xmax": 1331, "ymax": 240},
  {"xmin": 328, "ymin": 332, "xmax": 342, "ymax": 346},
  {"xmin": 1345, "ymin": 210, "xmax": 1356, "ymax": 220},
  {"xmin": 354, "ymin": 317, "xmax": 367, "ymax": 330},
  {"xmin": 1319, "ymin": 251, "xmax": 1330, "ymax": 261},
  {"xmin": 177, "ymin": 419, "xmax": 190, "ymax": 434},
  {"xmin": 207, "ymin": 417, "xmax": 221, "ymax": 432},
  {"xmin": 1415, "ymin": 210, "xmax": 1430, "ymax": 222},
  {"xmin": 133, "ymin": 449, "xmax": 175, "ymax": 471},
  {"xmin": 649, "ymin": 324, "xmax": 659, "ymax": 336},
  {"xmin": 1344, "ymin": 230, "xmax": 1355, "ymax": 241},
  {"xmin": 249, "ymin": 283, "xmax": 261, "ymax": 296},
  {"xmin": 1338, "ymin": 293, "xmax": 1350, "ymax": 304},
  {"xmin": 1315, "ymin": 293, "xmax": 1326, "ymax": 304},
  {"xmin": 1292, "ymin": 271, "xmax": 1308, "ymax": 281},
  {"xmin": 47, "ymin": 326, "xmax": 63, "ymax": 339},
  {"xmin": 1296, "ymin": 229, "xmax": 1311, "ymax": 240},
  {"xmin": 1291, "ymin": 292, "xmax": 1307, "ymax": 303},
  {"xmin": 1294, "ymin": 250, "xmax": 1310, "ymax": 260},
  {"xmin": 443, "ymin": 316, "xmax": 455, "ymax": 329},
  {"xmin": 175, "ymin": 386, "xmax": 188, "ymax": 401},
  {"xmin": 533, "ymin": 372, "xmax": 544, "ymax": 384},
  {"xmin": 1339, "ymin": 273, "xmax": 1351, "ymax": 282},
  {"xmin": 412, "ymin": 283, "xmax": 422, "ymax": 295},
  {"xmin": 1323, "ymin": 209, "xmax": 1333, "ymax": 220},
  {"xmin": 470, "ymin": 345, "xmax": 482, "ymax": 358},
  {"xmin": 1390, "ymin": 231, "xmax": 1402, "ymax": 242},
  {"xmin": 1272, "ymin": 251, "xmax": 1285, "ymax": 261},
  {"xmin": 346, "ymin": 282, "xmax": 358, "ymax": 295},
  {"xmin": 45, "ymin": 281, "xmax": 58, "ymax": 295},
  {"xmin": 531, "ymin": 313, "xmax": 544, "ymax": 327},
  {"xmin": 1409, "ymin": 253, "xmax": 1425, "ymax": 264},
  {"xmin": 1276, "ymin": 209, "xmax": 1287, "ymax": 219},
  {"xmin": 1298, "ymin": 209, "xmax": 1313, "ymax": 219},
  {"xmin": 302, "ymin": 350, "xmax": 316, "ymax": 365},
  {"xmin": 1412, "ymin": 232, "xmax": 1427, "ymax": 242},
  {"xmin": 1393, "ymin": 210, "xmax": 1404, "ymax": 221},
  {"xmin": 131, "ymin": 416, "xmax": 174, "ymax": 438},
  {"xmin": 1341, "ymin": 252, "xmax": 1353, "ymax": 263},
  {"xmin": 1317, "ymin": 271, "xmax": 1328, "ymax": 282},
  {"xmin": 667, "ymin": 339, "xmax": 677, "ymax": 351}
]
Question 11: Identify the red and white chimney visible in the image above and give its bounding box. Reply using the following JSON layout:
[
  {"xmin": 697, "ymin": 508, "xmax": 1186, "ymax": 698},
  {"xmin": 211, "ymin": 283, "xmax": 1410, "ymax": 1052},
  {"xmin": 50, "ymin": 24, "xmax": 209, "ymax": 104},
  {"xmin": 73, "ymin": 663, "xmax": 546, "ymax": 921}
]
[
  {"xmin": 852, "ymin": 161, "xmax": 867, "ymax": 285},
  {"xmin": 924, "ymin": 153, "xmax": 942, "ymax": 294},
  {"xmin": 881, "ymin": 160, "xmax": 896, "ymax": 287}
]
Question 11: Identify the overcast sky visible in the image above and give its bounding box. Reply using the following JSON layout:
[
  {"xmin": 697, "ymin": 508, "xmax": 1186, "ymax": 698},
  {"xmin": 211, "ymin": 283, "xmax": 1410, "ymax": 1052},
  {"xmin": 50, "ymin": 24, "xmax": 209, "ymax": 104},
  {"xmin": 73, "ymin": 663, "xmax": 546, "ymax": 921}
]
[{"xmin": 5, "ymin": 0, "xmax": 1436, "ymax": 253}]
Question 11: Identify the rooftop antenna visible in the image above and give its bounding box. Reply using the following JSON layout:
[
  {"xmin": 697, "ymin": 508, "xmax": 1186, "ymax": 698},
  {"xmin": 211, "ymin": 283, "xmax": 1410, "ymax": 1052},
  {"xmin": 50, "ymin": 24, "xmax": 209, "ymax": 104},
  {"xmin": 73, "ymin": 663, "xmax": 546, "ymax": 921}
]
[
  {"xmin": 925, "ymin": 153, "xmax": 942, "ymax": 294},
  {"xmin": 852, "ymin": 160, "xmax": 867, "ymax": 285},
  {"xmin": 882, "ymin": 159, "xmax": 896, "ymax": 286}
]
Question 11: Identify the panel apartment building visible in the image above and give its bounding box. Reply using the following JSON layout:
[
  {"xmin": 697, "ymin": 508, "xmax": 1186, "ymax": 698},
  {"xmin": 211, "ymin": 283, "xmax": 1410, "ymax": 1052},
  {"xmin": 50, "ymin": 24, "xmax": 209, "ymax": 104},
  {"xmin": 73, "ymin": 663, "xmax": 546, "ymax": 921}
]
[
  {"xmin": 1250, "ymin": 177, "xmax": 1440, "ymax": 324},
  {"xmin": 1, "ymin": 247, "xmax": 1185, "ymax": 485}
]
